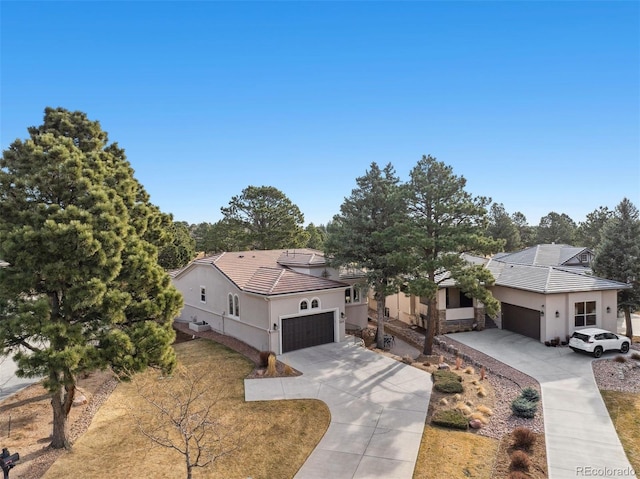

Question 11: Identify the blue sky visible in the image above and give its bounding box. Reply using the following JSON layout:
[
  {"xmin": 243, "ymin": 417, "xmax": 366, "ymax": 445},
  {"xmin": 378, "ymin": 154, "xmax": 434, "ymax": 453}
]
[{"xmin": 2, "ymin": 1, "xmax": 639, "ymax": 228}]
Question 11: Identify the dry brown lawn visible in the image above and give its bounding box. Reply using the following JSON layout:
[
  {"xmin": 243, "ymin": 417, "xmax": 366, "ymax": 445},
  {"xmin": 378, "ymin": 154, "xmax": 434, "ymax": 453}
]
[
  {"xmin": 601, "ymin": 390, "xmax": 640, "ymax": 473},
  {"xmin": 42, "ymin": 339, "xmax": 330, "ymax": 479},
  {"xmin": 413, "ymin": 426, "xmax": 499, "ymax": 479}
]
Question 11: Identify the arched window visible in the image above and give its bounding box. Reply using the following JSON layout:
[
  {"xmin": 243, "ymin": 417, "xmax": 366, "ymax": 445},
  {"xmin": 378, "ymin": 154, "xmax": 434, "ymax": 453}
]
[
  {"xmin": 234, "ymin": 294, "xmax": 240, "ymax": 316},
  {"xmin": 228, "ymin": 293, "xmax": 234, "ymax": 316},
  {"xmin": 300, "ymin": 300, "xmax": 309, "ymax": 310},
  {"xmin": 311, "ymin": 298, "xmax": 319, "ymax": 309}
]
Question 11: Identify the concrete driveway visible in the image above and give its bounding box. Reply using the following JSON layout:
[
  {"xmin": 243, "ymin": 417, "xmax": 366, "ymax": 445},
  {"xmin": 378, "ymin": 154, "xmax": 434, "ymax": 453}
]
[
  {"xmin": 244, "ymin": 341, "xmax": 432, "ymax": 479},
  {"xmin": 0, "ymin": 354, "xmax": 42, "ymax": 403},
  {"xmin": 449, "ymin": 329, "xmax": 637, "ymax": 479}
]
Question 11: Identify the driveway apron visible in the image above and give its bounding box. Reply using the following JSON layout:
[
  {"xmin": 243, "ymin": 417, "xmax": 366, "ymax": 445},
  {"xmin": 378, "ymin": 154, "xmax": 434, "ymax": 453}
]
[
  {"xmin": 449, "ymin": 329, "xmax": 637, "ymax": 479},
  {"xmin": 244, "ymin": 341, "xmax": 432, "ymax": 479}
]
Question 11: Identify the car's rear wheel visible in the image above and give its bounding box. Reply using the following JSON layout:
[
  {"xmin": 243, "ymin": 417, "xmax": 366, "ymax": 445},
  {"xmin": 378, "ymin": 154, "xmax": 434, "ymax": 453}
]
[
  {"xmin": 593, "ymin": 346, "xmax": 603, "ymax": 358},
  {"xmin": 620, "ymin": 342, "xmax": 630, "ymax": 354}
]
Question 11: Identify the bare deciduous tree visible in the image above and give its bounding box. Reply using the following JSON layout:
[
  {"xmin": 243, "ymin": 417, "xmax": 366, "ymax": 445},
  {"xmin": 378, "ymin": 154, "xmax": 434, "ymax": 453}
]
[{"xmin": 129, "ymin": 366, "xmax": 248, "ymax": 479}]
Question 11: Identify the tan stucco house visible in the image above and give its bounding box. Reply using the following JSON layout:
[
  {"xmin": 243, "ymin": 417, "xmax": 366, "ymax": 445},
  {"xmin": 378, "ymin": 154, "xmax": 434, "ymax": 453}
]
[
  {"xmin": 375, "ymin": 244, "xmax": 630, "ymax": 343},
  {"xmin": 171, "ymin": 249, "xmax": 368, "ymax": 354}
]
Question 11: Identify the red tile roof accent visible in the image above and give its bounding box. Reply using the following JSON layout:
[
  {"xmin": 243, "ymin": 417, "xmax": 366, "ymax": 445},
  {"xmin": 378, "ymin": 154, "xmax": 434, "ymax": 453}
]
[{"xmin": 191, "ymin": 249, "xmax": 346, "ymax": 295}]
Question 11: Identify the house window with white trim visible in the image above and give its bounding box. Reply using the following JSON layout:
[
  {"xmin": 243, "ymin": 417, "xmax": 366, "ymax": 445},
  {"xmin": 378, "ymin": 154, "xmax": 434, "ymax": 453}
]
[
  {"xmin": 345, "ymin": 289, "xmax": 351, "ymax": 303},
  {"xmin": 228, "ymin": 293, "xmax": 234, "ymax": 316},
  {"xmin": 200, "ymin": 286, "xmax": 206, "ymax": 303},
  {"xmin": 300, "ymin": 300, "xmax": 309, "ymax": 310},
  {"xmin": 353, "ymin": 287, "xmax": 360, "ymax": 303},
  {"xmin": 575, "ymin": 301, "xmax": 596, "ymax": 327},
  {"xmin": 311, "ymin": 298, "xmax": 319, "ymax": 309},
  {"xmin": 234, "ymin": 294, "xmax": 240, "ymax": 316}
]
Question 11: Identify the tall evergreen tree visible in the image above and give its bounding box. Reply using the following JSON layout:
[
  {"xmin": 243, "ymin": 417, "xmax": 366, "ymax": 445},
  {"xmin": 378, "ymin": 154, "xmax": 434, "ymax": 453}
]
[
  {"xmin": 305, "ymin": 223, "xmax": 327, "ymax": 250},
  {"xmin": 486, "ymin": 203, "xmax": 520, "ymax": 251},
  {"xmin": 512, "ymin": 212, "xmax": 537, "ymax": 247},
  {"xmin": 221, "ymin": 186, "xmax": 308, "ymax": 250},
  {"xmin": 576, "ymin": 206, "xmax": 612, "ymax": 249},
  {"xmin": 592, "ymin": 198, "xmax": 640, "ymax": 339},
  {"xmin": 0, "ymin": 108, "xmax": 182, "ymax": 449},
  {"xmin": 403, "ymin": 155, "xmax": 501, "ymax": 355},
  {"xmin": 325, "ymin": 163, "xmax": 407, "ymax": 348},
  {"xmin": 158, "ymin": 221, "xmax": 196, "ymax": 269},
  {"xmin": 536, "ymin": 212, "xmax": 577, "ymax": 244}
]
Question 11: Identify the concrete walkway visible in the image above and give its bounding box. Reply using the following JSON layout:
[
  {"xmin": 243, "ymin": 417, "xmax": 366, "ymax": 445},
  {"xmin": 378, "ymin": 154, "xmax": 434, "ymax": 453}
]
[
  {"xmin": 449, "ymin": 329, "xmax": 637, "ymax": 479},
  {"xmin": 244, "ymin": 341, "xmax": 432, "ymax": 479}
]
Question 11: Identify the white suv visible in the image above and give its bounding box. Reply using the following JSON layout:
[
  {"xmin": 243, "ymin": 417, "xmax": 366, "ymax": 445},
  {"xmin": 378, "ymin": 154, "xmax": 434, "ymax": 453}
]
[{"xmin": 569, "ymin": 328, "xmax": 631, "ymax": 358}]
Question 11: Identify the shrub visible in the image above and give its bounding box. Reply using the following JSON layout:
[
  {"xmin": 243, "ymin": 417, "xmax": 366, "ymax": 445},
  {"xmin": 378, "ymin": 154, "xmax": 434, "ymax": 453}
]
[
  {"xmin": 512, "ymin": 426, "xmax": 536, "ymax": 450},
  {"xmin": 469, "ymin": 412, "xmax": 489, "ymax": 424},
  {"xmin": 632, "ymin": 352, "xmax": 640, "ymax": 361},
  {"xmin": 454, "ymin": 402, "xmax": 472, "ymax": 416},
  {"xmin": 431, "ymin": 409, "xmax": 469, "ymax": 430},
  {"xmin": 265, "ymin": 354, "xmax": 277, "ymax": 377},
  {"xmin": 509, "ymin": 450, "xmax": 531, "ymax": 472},
  {"xmin": 259, "ymin": 350, "xmax": 275, "ymax": 367},
  {"xmin": 520, "ymin": 387, "xmax": 540, "ymax": 402},
  {"xmin": 511, "ymin": 398, "xmax": 537, "ymax": 418},
  {"xmin": 283, "ymin": 362, "xmax": 295, "ymax": 376},
  {"xmin": 614, "ymin": 355, "xmax": 627, "ymax": 363},
  {"xmin": 439, "ymin": 398, "xmax": 449, "ymax": 406},
  {"xmin": 464, "ymin": 366, "xmax": 475, "ymax": 374},
  {"xmin": 433, "ymin": 370, "xmax": 462, "ymax": 382},
  {"xmin": 434, "ymin": 379, "xmax": 464, "ymax": 394},
  {"xmin": 477, "ymin": 386, "xmax": 487, "ymax": 398},
  {"xmin": 508, "ymin": 471, "xmax": 530, "ymax": 479},
  {"xmin": 476, "ymin": 405, "xmax": 493, "ymax": 416}
]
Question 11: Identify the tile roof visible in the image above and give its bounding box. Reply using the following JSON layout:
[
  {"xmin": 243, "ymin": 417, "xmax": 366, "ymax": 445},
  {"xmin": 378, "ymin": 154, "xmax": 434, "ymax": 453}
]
[
  {"xmin": 485, "ymin": 259, "xmax": 630, "ymax": 294},
  {"xmin": 436, "ymin": 249, "xmax": 630, "ymax": 294},
  {"xmin": 496, "ymin": 244, "xmax": 590, "ymax": 267},
  {"xmin": 175, "ymin": 249, "xmax": 347, "ymax": 295}
]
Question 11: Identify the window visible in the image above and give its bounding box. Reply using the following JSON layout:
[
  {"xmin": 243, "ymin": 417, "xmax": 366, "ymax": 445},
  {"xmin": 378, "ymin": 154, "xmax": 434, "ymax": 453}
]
[
  {"xmin": 228, "ymin": 294, "xmax": 234, "ymax": 316},
  {"xmin": 575, "ymin": 301, "xmax": 596, "ymax": 327},
  {"xmin": 345, "ymin": 289, "xmax": 351, "ymax": 303},
  {"xmin": 300, "ymin": 300, "xmax": 309, "ymax": 310},
  {"xmin": 353, "ymin": 287, "xmax": 360, "ymax": 303},
  {"xmin": 311, "ymin": 298, "xmax": 319, "ymax": 309},
  {"xmin": 234, "ymin": 294, "xmax": 239, "ymax": 316},
  {"xmin": 200, "ymin": 287, "xmax": 206, "ymax": 303}
]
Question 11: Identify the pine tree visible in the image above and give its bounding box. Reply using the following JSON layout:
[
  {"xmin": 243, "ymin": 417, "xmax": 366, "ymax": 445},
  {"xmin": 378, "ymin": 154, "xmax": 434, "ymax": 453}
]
[
  {"xmin": 325, "ymin": 163, "xmax": 407, "ymax": 348},
  {"xmin": 0, "ymin": 107, "xmax": 182, "ymax": 449},
  {"xmin": 221, "ymin": 186, "xmax": 308, "ymax": 250},
  {"xmin": 593, "ymin": 198, "xmax": 640, "ymax": 339},
  {"xmin": 403, "ymin": 155, "xmax": 501, "ymax": 355}
]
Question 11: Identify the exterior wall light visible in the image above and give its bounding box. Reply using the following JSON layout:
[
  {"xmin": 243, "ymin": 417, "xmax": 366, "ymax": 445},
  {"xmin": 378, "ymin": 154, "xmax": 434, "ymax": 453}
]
[
  {"xmin": 273, "ymin": 323, "xmax": 278, "ymax": 331},
  {"xmin": 606, "ymin": 306, "xmax": 611, "ymax": 314},
  {"xmin": 555, "ymin": 311, "xmax": 560, "ymax": 318}
]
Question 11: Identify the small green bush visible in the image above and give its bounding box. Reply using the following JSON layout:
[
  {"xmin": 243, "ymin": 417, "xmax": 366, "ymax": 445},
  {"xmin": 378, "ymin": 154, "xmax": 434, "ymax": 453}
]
[
  {"xmin": 433, "ymin": 370, "xmax": 462, "ymax": 382},
  {"xmin": 511, "ymin": 398, "xmax": 537, "ymax": 418},
  {"xmin": 520, "ymin": 387, "xmax": 540, "ymax": 403},
  {"xmin": 431, "ymin": 409, "xmax": 468, "ymax": 430},
  {"xmin": 434, "ymin": 379, "xmax": 464, "ymax": 394}
]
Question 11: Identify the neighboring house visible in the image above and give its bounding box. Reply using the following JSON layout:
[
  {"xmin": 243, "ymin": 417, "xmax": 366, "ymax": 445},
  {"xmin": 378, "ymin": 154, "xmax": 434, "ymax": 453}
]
[
  {"xmin": 171, "ymin": 249, "xmax": 368, "ymax": 354},
  {"xmin": 375, "ymin": 244, "xmax": 630, "ymax": 343}
]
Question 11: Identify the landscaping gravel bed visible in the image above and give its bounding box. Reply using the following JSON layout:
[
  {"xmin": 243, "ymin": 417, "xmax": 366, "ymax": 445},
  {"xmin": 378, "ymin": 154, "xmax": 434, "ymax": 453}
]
[
  {"xmin": 592, "ymin": 355, "xmax": 640, "ymax": 393},
  {"xmin": 381, "ymin": 320, "xmax": 544, "ymax": 439}
]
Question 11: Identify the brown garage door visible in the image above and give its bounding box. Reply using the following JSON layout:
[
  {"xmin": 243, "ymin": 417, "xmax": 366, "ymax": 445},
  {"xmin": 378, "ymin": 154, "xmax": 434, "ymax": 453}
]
[
  {"xmin": 501, "ymin": 303, "xmax": 540, "ymax": 340},
  {"xmin": 282, "ymin": 312, "xmax": 335, "ymax": 353}
]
